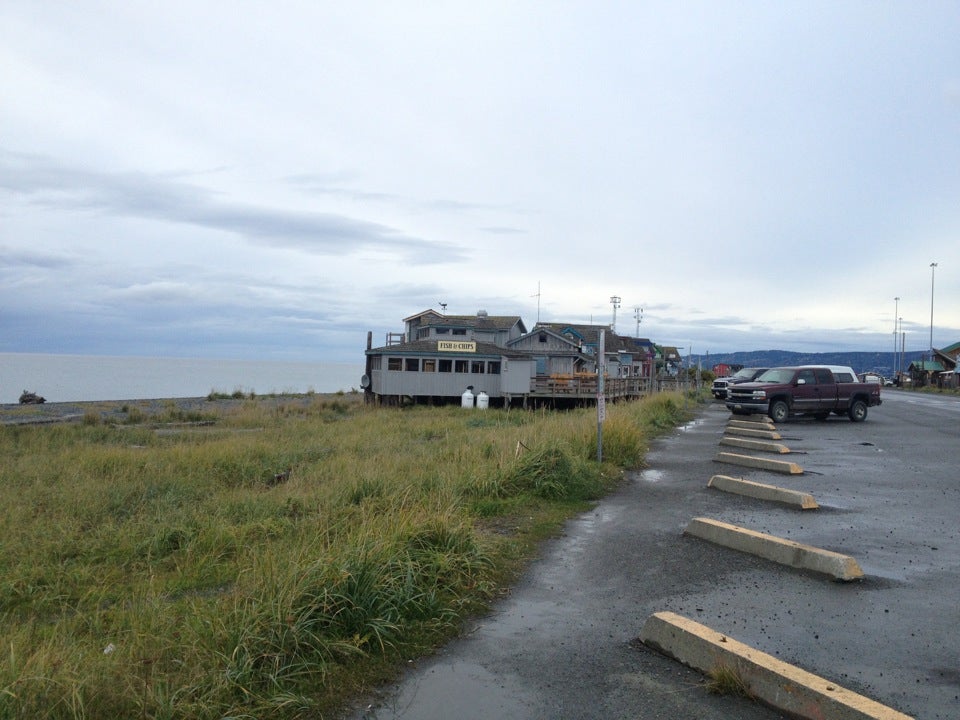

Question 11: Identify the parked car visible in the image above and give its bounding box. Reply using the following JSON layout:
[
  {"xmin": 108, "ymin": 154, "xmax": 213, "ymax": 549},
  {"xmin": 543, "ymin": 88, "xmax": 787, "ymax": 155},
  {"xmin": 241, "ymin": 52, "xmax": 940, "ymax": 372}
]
[
  {"xmin": 725, "ymin": 365, "xmax": 881, "ymax": 422},
  {"xmin": 711, "ymin": 367, "xmax": 769, "ymax": 399}
]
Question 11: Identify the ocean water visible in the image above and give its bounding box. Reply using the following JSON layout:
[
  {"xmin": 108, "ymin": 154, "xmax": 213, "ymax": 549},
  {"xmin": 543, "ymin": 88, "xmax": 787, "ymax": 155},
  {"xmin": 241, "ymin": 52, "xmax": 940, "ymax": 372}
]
[{"xmin": 0, "ymin": 353, "xmax": 366, "ymax": 404}]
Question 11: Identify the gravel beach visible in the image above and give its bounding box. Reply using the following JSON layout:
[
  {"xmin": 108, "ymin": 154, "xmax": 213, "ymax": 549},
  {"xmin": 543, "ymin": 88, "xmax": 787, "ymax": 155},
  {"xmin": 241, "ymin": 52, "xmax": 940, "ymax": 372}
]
[{"xmin": 0, "ymin": 393, "xmax": 362, "ymax": 425}]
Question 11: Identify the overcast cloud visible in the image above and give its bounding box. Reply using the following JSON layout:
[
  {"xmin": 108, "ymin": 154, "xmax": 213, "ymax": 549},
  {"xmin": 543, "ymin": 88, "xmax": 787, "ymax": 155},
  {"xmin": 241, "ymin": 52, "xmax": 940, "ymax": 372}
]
[{"xmin": 2, "ymin": 2, "xmax": 958, "ymax": 362}]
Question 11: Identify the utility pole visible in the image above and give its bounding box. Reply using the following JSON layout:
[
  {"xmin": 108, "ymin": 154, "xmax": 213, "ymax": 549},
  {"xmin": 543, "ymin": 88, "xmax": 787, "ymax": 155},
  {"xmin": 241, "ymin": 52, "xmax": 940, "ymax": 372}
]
[
  {"xmin": 929, "ymin": 262, "xmax": 938, "ymax": 356},
  {"xmin": 900, "ymin": 320, "xmax": 905, "ymax": 385},
  {"xmin": 610, "ymin": 296, "xmax": 621, "ymax": 332},
  {"xmin": 893, "ymin": 296, "xmax": 899, "ymax": 378},
  {"xmin": 597, "ymin": 330, "xmax": 606, "ymax": 462}
]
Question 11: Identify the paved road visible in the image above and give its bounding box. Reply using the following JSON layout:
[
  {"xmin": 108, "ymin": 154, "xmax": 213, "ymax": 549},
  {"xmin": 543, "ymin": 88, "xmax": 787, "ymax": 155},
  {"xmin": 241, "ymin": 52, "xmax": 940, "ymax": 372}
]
[{"xmin": 348, "ymin": 390, "xmax": 960, "ymax": 719}]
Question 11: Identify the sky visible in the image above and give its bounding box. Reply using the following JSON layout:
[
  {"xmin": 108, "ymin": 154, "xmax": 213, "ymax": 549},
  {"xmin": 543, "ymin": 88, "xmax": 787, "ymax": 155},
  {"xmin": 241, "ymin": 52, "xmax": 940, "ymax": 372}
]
[{"xmin": 2, "ymin": 2, "xmax": 959, "ymax": 363}]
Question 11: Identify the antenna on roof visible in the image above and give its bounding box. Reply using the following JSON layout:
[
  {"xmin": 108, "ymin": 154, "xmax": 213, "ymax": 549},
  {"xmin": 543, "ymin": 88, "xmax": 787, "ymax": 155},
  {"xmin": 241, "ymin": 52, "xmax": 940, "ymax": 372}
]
[
  {"xmin": 531, "ymin": 281, "xmax": 541, "ymax": 323},
  {"xmin": 438, "ymin": 302, "xmax": 447, "ymax": 312},
  {"xmin": 634, "ymin": 306, "xmax": 643, "ymax": 337}
]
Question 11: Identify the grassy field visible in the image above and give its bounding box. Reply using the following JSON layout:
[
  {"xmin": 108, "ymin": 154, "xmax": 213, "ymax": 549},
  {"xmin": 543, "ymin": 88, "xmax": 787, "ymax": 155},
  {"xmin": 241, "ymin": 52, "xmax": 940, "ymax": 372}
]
[{"xmin": 0, "ymin": 391, "xmax": 698, "ymax": 719}]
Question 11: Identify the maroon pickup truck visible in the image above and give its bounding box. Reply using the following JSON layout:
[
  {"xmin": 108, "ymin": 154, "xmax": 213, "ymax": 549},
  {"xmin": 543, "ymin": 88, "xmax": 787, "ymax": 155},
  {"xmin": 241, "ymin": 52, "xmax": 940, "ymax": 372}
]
[{"xmin": 724, "ymin": 365, "xmax": 882, "ymax": 422}]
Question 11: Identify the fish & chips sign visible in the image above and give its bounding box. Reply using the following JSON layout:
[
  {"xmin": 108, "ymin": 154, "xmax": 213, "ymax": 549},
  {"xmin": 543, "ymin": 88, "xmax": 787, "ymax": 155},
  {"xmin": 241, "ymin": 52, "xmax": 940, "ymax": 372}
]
[{"xmin": 437, "ymin": 340, "xmax": 477, "ymax": 352}]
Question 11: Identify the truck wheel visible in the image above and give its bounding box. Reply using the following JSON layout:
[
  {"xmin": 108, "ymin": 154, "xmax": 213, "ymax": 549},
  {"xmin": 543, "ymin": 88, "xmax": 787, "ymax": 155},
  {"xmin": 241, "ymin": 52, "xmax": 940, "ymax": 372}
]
[
  {"xmin": 848, "ymin": 399, "xmax": 868, "ymax": 422},
  {"xmin": 768, "ymin": 400, "xmax": 789, "ymax": 423}
]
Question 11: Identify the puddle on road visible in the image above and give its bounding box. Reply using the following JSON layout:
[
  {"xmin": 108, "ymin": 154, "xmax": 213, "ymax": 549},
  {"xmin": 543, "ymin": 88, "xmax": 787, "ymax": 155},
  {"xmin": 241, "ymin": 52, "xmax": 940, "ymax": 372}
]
[
  {"xmin": 639, "ymin": 468, "xmax": 665, "ymax": 483},
  {"xmin": 357, "ymin": 660, "xmax": 539, "ymax": 720},
  {"xmin": 678, "ymin": 418, "xmax": 705, "ymax": 432},
  {"xmin": 481, "ymin": 598, "xmax": 568, "ymax": 641}
]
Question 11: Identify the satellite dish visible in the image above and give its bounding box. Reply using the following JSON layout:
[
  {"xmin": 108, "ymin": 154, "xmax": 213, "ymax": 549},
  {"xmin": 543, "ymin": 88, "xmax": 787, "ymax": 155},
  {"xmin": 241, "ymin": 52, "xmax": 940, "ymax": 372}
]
[{"xmin": 360, "ymin": 374, "xmax": 370, "ymax": 389}]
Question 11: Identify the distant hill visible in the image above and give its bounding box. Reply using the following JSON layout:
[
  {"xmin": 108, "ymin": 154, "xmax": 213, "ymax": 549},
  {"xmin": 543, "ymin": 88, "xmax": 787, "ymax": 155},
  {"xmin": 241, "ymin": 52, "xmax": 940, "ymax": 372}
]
[{"xmin": 690, "ymin": 350, "xmax": 925, "ymax": 377}]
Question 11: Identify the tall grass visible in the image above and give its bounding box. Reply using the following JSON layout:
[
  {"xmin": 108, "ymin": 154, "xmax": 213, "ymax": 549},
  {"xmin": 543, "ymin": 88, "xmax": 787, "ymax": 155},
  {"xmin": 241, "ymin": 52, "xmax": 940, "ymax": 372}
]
[{"xmin": 0, "ymin": 392, "xmax": 695, "ymax": 719}]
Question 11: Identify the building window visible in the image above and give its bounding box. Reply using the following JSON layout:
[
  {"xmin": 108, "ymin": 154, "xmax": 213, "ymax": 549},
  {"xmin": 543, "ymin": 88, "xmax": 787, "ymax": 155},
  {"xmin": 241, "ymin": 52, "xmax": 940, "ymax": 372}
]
[
  {"xmin": 439, "ymin": 359, "xmax": 452, "ymax": 372},
  {"xmin": 417, "ymin": 328, "xmax": 430, "ymax": 339},
  {"xmin": 539, "ymin": 332, "xmax": 547, "ymax": 343},
  {"xmin": 488, "ymin": 361, "xmax": 501, "ymax": 375},
  {"xmin": 454, "ymin": 359, "xmax": 469, "ymax": 373},
  {"xmin": 436, "ymin": 328, "xmax": 450, "ymax": 334},
  {"xmin": 404, "ymin": 358, "xmax": 419, "ymax": 371},
  {"xmin": 453, "ymin": 328, "xmax": 467, "ymax": 336},
  {"xmin": 423, "ymin": 359, "xmax": 436, "ymax": 373},
  {"xmin": 471, "ymin": 360, "xmax": 485, "ymax": 374},
  {"xmin": 387, "ymin": 358, "xmax": 402, "ymax": 371}
]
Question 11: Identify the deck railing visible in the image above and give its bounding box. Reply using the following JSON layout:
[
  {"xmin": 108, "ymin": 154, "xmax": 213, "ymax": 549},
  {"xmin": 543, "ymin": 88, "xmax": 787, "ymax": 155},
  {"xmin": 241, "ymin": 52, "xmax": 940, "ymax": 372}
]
[{"xmin": 530, "ymin": 374, "xmax": 651, "ymax": 398}]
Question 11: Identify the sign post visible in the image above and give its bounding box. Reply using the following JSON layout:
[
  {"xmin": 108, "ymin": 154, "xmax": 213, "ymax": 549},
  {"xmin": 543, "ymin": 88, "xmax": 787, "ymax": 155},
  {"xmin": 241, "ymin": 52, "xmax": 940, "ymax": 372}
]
[{"xmin": 597, "ymin": 330, "xmax": 605, "ymax": 462}]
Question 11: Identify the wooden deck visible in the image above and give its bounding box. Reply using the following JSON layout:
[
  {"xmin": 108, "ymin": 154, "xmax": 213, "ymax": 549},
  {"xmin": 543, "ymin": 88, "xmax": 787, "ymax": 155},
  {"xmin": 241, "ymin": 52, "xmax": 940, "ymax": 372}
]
[{"xmin": 529, "ymin": 374, "xmax": 651, "ymax": 399}]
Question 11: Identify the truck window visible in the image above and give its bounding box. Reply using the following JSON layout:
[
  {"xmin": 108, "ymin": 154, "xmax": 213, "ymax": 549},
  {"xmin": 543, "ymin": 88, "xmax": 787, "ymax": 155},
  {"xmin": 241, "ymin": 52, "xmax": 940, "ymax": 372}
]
[
  {"xmin": 834, "ymin": 372, "xmax": 854, "ymax": 382},
  {"xmin": 797, "ymin": 369, "xmax": 816, "ymax": 385},
  {"xmin": 814, "ymin": 369, "xmax": 833, "ymax": 384}
]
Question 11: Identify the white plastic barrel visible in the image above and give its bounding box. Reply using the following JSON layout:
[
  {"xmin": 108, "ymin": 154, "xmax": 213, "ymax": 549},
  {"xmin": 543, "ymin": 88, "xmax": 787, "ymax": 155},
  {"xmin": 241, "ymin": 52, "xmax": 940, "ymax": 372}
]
[
  {"xmin": 476, "ymin": 391, "xmax": 489, "ymax": 409},
  {"xmin": 461, "ymin": 388, "xmax": 475, "ymax": 408}
]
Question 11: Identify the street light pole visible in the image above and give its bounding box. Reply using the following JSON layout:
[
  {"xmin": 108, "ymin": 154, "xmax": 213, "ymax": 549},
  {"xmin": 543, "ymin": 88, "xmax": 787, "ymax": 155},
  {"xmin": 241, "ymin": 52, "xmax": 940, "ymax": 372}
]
[
  {"xmin": 899, "ymin": 318, "xmax": 905, "ymax": 384},
  {"xmin": 929, "ymin": 262, "xmax": 938, "ymax": 356},
  {"xmin": 894, "ymin": 296, "xmax": 899, "ymax": 377}
]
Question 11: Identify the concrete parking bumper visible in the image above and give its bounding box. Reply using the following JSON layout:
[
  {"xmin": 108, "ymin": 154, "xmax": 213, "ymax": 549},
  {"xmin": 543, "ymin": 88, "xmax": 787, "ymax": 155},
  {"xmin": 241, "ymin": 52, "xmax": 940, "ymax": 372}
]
[
  {"xmin": 719, "ymin": 436, "xmax": 791, "ymax": 454},
  {"xmin": 684, "ymin": 517, "xmax": 863, "ymax": 581},
  {"xmin": 713, "ymin": 451, "xmax": 803, "ymax": 474},
  {"xmin": 639, "ymin": 611, "xmax": 913, "ymax": 720},
  {"xmin": 707, "ymin": 474, "xmax": 818, "ymax": 509},
  {"xmin": 728, "ymin": 418, "xmax": 777, "ymax": 430},
  {"xmin": 724, "ymin": 425, "xmax": 783, "ymax": 440}
]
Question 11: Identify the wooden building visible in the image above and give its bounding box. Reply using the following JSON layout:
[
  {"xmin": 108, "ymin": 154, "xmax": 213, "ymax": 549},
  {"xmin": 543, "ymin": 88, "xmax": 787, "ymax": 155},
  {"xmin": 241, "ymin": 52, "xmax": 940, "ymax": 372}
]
[{"xmin": 364, "ymin": 309, "xmax": 660, "ymax": 407}]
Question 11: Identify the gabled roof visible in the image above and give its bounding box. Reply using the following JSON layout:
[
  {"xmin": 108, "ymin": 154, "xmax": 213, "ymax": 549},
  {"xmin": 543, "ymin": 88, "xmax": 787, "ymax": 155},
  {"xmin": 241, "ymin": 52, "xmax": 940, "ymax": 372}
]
[
  {"xmin": 440, "ymin": 314, "xmax": 525, "ymax": 332},
  {"xmin": 534, "ymin": 322, "xmax": 612, "ymax": 346},
  {"xmin": 507, "ymin": 326, "xmax": 585, "ymax": 353},
  {"xmin": 404, "ymin": 309, "xmax": 526, "ymax": 333},
  {"xmin": 402, "ymin": 309, "xmax": 444, "ymax": 324},
  {"xmin": 939, "ymin": 341, "xmax": 960, "ymax": 354},
  {"xmin": 933, "ymin": 347, "xmax": 958, "ymax": 371},
  {"xmin": 609, "ymin": 335, "xmax": 655, "ymax": 354},
  {"xmin": 908, "ymin": 360, "xmax": 945, "ymax": 372}
]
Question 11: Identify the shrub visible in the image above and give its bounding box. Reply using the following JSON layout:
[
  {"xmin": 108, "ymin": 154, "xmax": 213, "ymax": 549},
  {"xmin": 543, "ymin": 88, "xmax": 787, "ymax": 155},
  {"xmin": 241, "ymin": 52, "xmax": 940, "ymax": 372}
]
[
  {"xmin": 502, "ymin": 443, "xmax": 603, "ymax": 501},
  {"xmin": 707, "ymin": 663, "xmax": 753, "ymax": 697}
]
